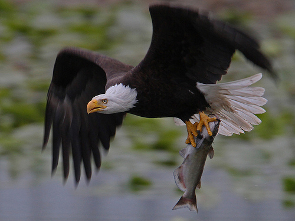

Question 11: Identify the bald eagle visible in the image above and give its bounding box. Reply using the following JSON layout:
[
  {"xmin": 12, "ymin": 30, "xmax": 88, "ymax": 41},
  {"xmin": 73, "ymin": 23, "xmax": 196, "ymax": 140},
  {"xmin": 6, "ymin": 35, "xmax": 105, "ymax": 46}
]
[{"xmin": 43, "ymin": 3, "xmax": 275, "ymax": 183}]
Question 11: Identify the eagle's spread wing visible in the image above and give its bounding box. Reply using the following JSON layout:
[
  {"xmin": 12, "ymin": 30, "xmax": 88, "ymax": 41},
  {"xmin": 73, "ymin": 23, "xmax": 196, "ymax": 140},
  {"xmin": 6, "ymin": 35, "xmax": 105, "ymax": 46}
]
[
  {"xmin": 43, "ymin": 48, "xmax": 132, "ymax": 183},
  {"xmin": 135, "ymin": 3, "xmax": 275, "ymax": 84}
]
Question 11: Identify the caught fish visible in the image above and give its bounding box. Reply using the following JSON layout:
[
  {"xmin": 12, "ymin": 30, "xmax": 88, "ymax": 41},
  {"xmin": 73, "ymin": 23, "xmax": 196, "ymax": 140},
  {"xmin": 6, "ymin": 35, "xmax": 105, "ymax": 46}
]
[{"xmin": 173, "ymin": 120, "xmax": 220, "ymax": 212}]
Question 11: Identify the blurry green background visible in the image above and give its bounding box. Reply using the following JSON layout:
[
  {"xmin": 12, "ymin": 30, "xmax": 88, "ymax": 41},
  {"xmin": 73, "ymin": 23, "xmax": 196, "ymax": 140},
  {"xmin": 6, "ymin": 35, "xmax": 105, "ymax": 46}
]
[{"xmin": 0, "ymin": 0, "xmax": 295, "ymax": 220}]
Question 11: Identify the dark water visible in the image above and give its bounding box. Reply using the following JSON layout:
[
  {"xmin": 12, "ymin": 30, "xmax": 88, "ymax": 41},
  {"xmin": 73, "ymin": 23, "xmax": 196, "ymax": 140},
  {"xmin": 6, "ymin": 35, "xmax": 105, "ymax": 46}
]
[{"xmin": 1, "ymin": 162, "xmax": 295, "ymax": 221}]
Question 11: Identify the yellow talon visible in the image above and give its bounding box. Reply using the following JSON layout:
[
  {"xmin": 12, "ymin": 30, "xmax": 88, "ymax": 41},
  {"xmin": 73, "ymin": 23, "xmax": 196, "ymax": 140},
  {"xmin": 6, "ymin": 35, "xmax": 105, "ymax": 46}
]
[
  {"xmin": 185, "ymin": 120, "xmax": 198, "ymax": 147},
  {"xmin": 185, "ymin": 112, "xmax": 217, "ymax": 147},
  {"xmin": 197, "ymin": 112, "xmax": 217, "ymax": 136}
]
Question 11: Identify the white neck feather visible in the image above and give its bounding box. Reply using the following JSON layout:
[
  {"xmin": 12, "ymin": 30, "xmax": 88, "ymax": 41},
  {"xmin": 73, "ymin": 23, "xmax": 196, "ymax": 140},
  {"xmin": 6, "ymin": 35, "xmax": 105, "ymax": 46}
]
[{"xmin": 93, "ymin": 84, "xmax": 137, "ymax": 114}]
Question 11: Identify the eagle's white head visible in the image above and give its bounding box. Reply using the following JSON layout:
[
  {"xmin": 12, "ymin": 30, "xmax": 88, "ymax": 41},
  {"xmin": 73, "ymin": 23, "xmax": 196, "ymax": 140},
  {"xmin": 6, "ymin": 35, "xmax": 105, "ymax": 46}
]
[{"xmin": 87, "ymin": 84, "xmax": 137, "ymax": 114}]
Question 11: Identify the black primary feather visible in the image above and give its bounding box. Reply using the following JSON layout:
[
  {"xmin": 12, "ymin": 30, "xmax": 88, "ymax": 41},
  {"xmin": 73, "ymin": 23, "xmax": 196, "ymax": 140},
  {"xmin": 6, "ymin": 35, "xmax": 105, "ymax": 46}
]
[
  {"xmin": 134, "ymin": 3, "xmax": 276, "ymax": 84},
  {"xmin": 43, "ymin": 48, "xmax": 130, "ymax": 183}
]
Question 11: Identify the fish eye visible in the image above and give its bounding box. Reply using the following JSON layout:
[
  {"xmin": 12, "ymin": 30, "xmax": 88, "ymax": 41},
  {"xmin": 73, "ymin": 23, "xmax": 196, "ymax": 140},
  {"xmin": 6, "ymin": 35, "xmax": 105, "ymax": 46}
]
[{"xmin": 101, "ymin": 99, "xmax": 108, "ymax": 104}]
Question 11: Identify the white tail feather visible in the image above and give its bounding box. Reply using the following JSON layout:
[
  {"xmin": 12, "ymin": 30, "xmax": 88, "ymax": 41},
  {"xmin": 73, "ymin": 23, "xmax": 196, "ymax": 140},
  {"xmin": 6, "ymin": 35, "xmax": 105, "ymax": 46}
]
[
  {"xmin": 219, "ymin": 120, "xmax": 244, "ymax": 135},
  {"xmin": 235, "ymin": 110, "xmax": 261, "ymax": 125},
  {"xmin": 222, "ymin": 87, "xmax": 265, "ymax": 97},
  {"xmin": 174, "ymin": 73, "xmax": 266, "ymax": 136},
  {"xmin": 224, "ymin": 95, "xmax": 267, "ymax": 106},
  {"xmin": 214, "ymin": 73, "xmax": 262, "ymax": 88},
  {"xmin": 174, "ymin": 117, "xmax": 186, "ymax": 126},
  {"xmin": 229, "ymin": 99, "xmax": 265, "ymax": 114}
]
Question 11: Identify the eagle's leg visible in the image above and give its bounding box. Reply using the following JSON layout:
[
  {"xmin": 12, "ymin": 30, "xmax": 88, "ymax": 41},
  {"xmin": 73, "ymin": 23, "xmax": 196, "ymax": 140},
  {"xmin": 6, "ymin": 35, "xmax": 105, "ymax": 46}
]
[
  {"xmin": 197, "ymin": 112, "xmax": 217, "ymax": 136},
  {"xmin": 185, "ymin": 121, "xmax": 198, "ymax": 147},
  {"xmin": 185, "ymin": 112, "xmax": 217, "ymax": 147}
]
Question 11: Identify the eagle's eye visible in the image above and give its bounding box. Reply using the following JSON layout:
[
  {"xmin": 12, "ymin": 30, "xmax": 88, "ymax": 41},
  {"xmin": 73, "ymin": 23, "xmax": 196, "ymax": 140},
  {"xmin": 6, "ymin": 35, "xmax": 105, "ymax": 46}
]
[{"xmin": 101, "ymin": 99, "xmax": 108, "ymax": 104}]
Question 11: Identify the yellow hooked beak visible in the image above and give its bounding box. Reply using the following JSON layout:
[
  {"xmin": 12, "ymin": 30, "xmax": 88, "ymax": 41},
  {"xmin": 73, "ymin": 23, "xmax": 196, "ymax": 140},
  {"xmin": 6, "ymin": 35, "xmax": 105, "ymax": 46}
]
[{"xmin": 87, "ymin": 99, "xmax": 107, "ymax": 114}]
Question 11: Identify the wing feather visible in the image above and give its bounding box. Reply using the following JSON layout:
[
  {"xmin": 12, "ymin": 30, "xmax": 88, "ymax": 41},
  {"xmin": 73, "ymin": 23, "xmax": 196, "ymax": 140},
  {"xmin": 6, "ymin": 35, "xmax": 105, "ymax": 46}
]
[
  {"xmin": 132, "ymin": 3, "xmax": 275, "ymax": 84},
  {"xmin": 70, "ymin": 105, "xmax": 82, "ymax": 183},
  {"xmin": 43, "ymin": 47, "xmax": 131, "ymax": 183},
  {"xmin": 51, "ymin": 101, "xmax": 63, "ymax": 173}
]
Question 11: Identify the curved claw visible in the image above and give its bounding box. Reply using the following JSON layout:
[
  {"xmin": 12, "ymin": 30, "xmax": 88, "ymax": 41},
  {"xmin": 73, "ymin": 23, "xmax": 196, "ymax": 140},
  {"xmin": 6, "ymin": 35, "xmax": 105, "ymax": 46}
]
[
  {"xmin": 197, "ymin": 112, "xmax": 217, "ymax": 136},
  {"xmin": 184, "ymin": 112, "xmax": 217, "ymax": 147},
  {"xmin": 185, "ymin": 121, "xmax": 198, "ymax": 147}
]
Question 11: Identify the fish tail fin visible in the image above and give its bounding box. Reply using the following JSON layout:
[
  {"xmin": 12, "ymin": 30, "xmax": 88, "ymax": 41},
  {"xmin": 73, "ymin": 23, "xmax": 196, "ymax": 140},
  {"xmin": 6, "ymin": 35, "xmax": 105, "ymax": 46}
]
[{"xmin": 172, "ymin": 194, "xmax": 198, "ymax": 212}]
